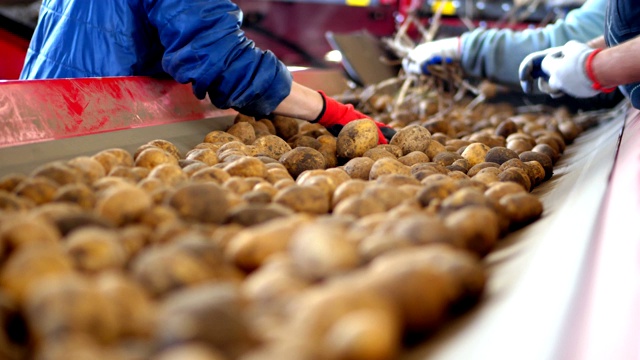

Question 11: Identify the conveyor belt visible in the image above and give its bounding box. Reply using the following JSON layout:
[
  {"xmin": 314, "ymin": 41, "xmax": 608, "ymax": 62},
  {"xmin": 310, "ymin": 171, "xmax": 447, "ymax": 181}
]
[{"xmin": 0, "ymin": 74, "xmax": 637, "ymax": 359}]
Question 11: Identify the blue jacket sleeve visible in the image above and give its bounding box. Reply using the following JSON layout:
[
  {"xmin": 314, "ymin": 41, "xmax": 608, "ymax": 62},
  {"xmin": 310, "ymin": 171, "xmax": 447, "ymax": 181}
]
[
  {"xmin": 460, "ymin": 0, "xmax": 607, "ymax": 89},
  {"xmin": 143, "ymin": 0, "xmax": 292, "ymax": 117}
]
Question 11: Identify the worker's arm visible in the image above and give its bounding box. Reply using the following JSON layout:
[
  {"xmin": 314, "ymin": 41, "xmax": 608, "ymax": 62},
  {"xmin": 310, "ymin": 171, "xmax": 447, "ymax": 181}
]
[
  {"xmin": 591, "ymin": 36, "xmax": 640, "ymax": 88},
  {"xmin": 461, "ymin": 0, "xmax": 607, "ymax": 88}
]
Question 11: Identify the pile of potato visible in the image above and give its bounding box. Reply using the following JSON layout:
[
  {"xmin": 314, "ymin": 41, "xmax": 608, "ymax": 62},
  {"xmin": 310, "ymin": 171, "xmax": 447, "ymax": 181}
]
[{"xmin": 0, "ymin": 98, "xmax": 583, "ymax": 360}]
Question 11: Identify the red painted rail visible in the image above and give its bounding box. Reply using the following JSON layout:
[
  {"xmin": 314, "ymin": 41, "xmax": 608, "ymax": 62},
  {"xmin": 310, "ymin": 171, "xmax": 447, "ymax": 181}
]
[{"xmin": 0, "ymin": 76, "xmax": 235, "ymax": 148}]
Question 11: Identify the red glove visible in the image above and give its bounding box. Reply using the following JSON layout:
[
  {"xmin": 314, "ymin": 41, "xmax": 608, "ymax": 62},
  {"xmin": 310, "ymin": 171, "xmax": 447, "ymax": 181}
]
[{"xmin": 315, "ymin": 91, "xmax": 395, "ymax": 144}]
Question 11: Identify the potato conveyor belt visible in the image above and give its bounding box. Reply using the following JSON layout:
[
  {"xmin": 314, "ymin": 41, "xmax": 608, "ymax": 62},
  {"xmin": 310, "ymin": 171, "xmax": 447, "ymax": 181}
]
[{"xmin": 0, "ymin": 72, "xmax": 637, "ymax": 360}]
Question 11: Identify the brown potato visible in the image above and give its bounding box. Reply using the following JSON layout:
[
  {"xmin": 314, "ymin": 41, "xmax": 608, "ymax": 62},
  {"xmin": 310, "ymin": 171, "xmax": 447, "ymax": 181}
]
[
  {"xmin": 461, "ymin": 142, "xmax": 491, "ymax": 168},
  {"xmin": 252, "ymin": 134, "xmax": 292, "ymax": 160},
  {"xmin": 0, "ymin": 173, "xmax": 27, "ymax": 192},
  {"xmin": 272, "ymin": 115, "xmax": 300, "ymax": 140},
  {"xmin": 389, "ymin": 124, "xmax": 431, "ymax": 155},
  {"xmin": 67, "ymin": 156, "xmax": 106, "ymax": 184},
  {"xmin": 13, "ymin": 176, "xmax": 58, "ymax": 205},
  {"xmin": 134, "ymin": 147, "xmax": 180, "ymax": 169},
  {"xmin": 279, "ymin": 147, "xmax": 326, "ymax": 180},
  {"xmin": 343, "ymin": 157, "xmax": 374, "ymax": 180},
  {"xmin": 224, "ymin": 157, "xmax": 268, "ymax": 178},
  {"xmin": 95, "ymin": 184, "xmax": 153, "ymax": 226},
  {"xmin": 444, "ymin": 206, "xmax": 500, "ymax": 256},
  {"xmin": 368, "ymin": 158, "xmax": 411, "ymax": 180},
  {"xmin": 500, "ymin": 192, "xmax": 544, "ymax": 227},
  {"xmin": 30, "ymin": 162, "xmax": 82, "ymax": 186},
  {"xmin": 165, "ymin": 182, "xmax": 229, "ymax": 224},
  {"xmin": 337, "ymin": 119, "xmax": 379, "ymax": 159},
  {"xmin": 273, "ymin": 185, "xmax": 330, "ymax": 215},
  {"xmin": 53, "ymin": 183, "xmax": 96, "ymax": 210},
  {"xmin": 226, "ymin": 121, "xmax": 256, "ymax": 145},
  {"xmin": 64, "ymin": 227, "xmax": 127, "ymax": 273}
]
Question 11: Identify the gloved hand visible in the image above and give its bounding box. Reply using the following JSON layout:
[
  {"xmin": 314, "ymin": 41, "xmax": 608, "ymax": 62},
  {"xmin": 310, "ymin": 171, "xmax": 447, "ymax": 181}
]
[
  {"xmin": 539, "ymin": 40, "xmax": 602, "ymax": 98},
  {"xmin": 402, "ymin": 37, "xmax": 461, "ymax": 75},
  {"xmin": 518, "ymin": 46, "xmax": 562, "ymax": 96},
  {"xmin": 315, "ymin": 91, "xmax": 396, "ymax": 144}
]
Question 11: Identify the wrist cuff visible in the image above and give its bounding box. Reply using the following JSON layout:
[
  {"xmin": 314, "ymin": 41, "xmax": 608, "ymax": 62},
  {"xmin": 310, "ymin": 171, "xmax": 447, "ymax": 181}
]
[
  {"xmin": 312, "ymin": 91, "xmax": 327, "ymax": 123},
  {"xmin": 586, "ymin": 48, "xmax": 616, "ymax": 93}
]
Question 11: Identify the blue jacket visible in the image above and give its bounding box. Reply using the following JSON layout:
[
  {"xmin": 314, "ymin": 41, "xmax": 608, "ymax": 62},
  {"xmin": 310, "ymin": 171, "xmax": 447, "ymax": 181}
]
[{"xmin": 20, "ymin": 0, "xmax": 293, "ymax": 117}]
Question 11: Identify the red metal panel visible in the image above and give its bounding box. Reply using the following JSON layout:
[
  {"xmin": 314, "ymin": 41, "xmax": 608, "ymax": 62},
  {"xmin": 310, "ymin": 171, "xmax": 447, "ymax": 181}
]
[
  {"xmin": 0, "ymin": 28, "xmax": 29, "ymax": 80},
  {"xmin": 0, "ymin": 77, "xmax": 235, "ymax": 148}
]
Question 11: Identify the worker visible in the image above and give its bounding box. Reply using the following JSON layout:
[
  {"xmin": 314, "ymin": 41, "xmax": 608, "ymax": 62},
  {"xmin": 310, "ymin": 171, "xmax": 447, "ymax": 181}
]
[
  {"xmin": 402, "ymin": 0, "xmax": 606, "ymax": 90},
  {"xmin": 518, "ymin": 1, "xmax": 640, "ymax": 108},
  {"xmin": 19, "ymin": 0, "xmax": 395, "ymax": 144}
]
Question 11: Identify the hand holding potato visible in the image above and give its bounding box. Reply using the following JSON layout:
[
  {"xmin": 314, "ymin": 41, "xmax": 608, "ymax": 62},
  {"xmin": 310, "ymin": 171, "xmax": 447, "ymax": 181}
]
[{"xmin": 315, "ymin": 91, "xmax": 395, "ymax": 145}]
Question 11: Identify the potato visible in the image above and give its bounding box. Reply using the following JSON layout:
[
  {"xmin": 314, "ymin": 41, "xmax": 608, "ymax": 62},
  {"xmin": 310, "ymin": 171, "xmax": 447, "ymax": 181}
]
[
  {"xmin": 131, "ymin": 239, "xmax": 244, "ymax": 297},
  {"xmin": 484, "ymin": 181, "xmax": 527, "ymax": 202},
  {"xmin": 0, "ymin": 215, "xmax": 61, "ymax": 261},
  {"xmin": 279, "ymin": 147, "xmax": 326, "ymax": 180},
  {"xmin": 225, "ymin": 214, "xmax": 311, "ymax": 271},
  {"xmin": 226, "ymin": 122, "xmax": 256, "ymax": 144},
  {"xmin": 153, "ymin": 344, "xmax": 227, "ymax": 360},
  {"xmin": 288, "ymin": 223, "xmax": 360, "ymax": 281},
  {"xmin": 67, "ymin": 156, "xmax": 106, "ymax": 184},
  {"xmin": 343, "ymin": 157, "xmax": 374, "ymax": 180},
  {"xmin": 1, "ymin": 245, "xmax": 74, "ymax": 304},
  {"xmin": 272, "ymin": 115, "xmax": 300, "ymax": 140},
  {"xmin": 484, "ymin": 146, "xmax": 519, "ymax": 165},
  {"xmin": 444, "ymin": 206, "xmax": 500, "ymax": 256},
  {"xmin": 467, "ymin": 162, "xmax": 500, "ymax": 177},
  {"xmin": 500, "ymin": 192, "xmax": 544, "ymax": 227},
  {"xmin": 185, "ymin": 148, "xmax": 219, "ymax": 166},
  {"xmin": 224, "ymin": 157, "xmax": 268, "ymax": 178},
  {"xmin": 30, "ymin": 162, "xmax": 82, "ymax": 186},
  {"xmin": 288, "ymin": 285, "xmax": 401, "ymax": 360},
  {"xmin": 52, "ymin": 183, "xmax": 96, "ymax": 210},
  {"xmin": 0, "ymin": 191, "xmax": 34, "ymax": 212},
  {"xmin": 165, "ymin": 183, "xmax": 229, "ymax": 224},
  {"xmin": 362, "ymin": 148, "xmax": 396, "ymax": 161},
  {"xmin": 332, "ymin": 196, "xmax": 386, "ymax": 219},
  {"xmin": 519, "ymin": 150, "xmax": 553, "ymax": 180},
  {"xmin": 252, "ymin": 135, "xmax": 292, "ymax": 160},
  {"xmin": 432, "ymin": 151, "xmax": 463, "ymax": 167},
  {"xmin": 0, "ymin": 173, "xmax": 27, "ymax": 192},
  {"xmin": 337, "ymin": 119, "xmax": 379, "ymax": 159},
  {"xmin": 203, "ymin": 130, "xmax": 241, "ymax": 145},
  {"xmin": 91, "ymin": 151, "xmax": 120, "ymax": 174},
  {"xmin": 108, "ymin": 165, "xmax": 148, "ymax": 182},
  {"xmin": 24, "ymin": 274, "xmax": 120, "ymax": 344},
  {"xmin": 273, "ymin": 185, "xmax": 330, "ymax": 215},
  {"xmin": 498, "ymin": 167, "xmax": 532, "ymax": 192},
  {"xmin": 95, "ymin": 184, "xmax": 152, "ymax": 226},
  {"xmin": 389, "ymin": 124, "xmax": 431, "ymax": 155},
  {"xmin": 64, "ymin": 227, "xmax": 127, "ymax": 273},
  {"xmin": 368, "ymin": 158, "xmax": 411, "ymax": 180},
  {"xmin": 190, "ymin": 167, "xmax": 231, "ymax": 184},
  {"xmin": 13, "ymin": 176, "xmax": 58, "ymax": 205},
  {"xmin": 94, "ymin": 272, "xmax": 156, "ymax": 338},
  {"xmin": 134, "ymin": 147, "xmax": 179, "ymax": 170},
  {"xmin": 398, "ymin": 151, "xmax": 430, "ymax": 166},
  {"xmin": 461, "ymin": 142, "xmax": 491, "ymax": 168},
  {"xmin": 147, "ymin": 163, "xmax": 188, "ymax": 187},
  {"xmin": 226, "ymin": 203, "xmax": 294, "ymax": 227},
  {"xmin": 155, "ymin": 283, "xmax": 256, "ymax": 359}
]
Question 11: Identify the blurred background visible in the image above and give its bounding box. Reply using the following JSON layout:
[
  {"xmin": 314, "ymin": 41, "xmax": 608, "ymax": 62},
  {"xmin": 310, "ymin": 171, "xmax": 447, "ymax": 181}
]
[{"xmin": 0, "ymin": 0, "xmax": 585, "ymax": 80}]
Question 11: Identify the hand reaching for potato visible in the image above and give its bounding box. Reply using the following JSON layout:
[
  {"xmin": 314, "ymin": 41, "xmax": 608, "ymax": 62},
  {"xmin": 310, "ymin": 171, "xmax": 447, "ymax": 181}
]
[{"xmin": 315, "ymin": 91, "xmax": 396, "ymax": 145}]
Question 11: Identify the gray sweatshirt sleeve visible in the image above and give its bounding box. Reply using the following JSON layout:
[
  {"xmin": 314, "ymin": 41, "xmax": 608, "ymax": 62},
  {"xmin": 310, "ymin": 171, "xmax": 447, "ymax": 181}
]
[{"xmin": 460, "ymin": 0, "xmax": 607, "ymax": 88}]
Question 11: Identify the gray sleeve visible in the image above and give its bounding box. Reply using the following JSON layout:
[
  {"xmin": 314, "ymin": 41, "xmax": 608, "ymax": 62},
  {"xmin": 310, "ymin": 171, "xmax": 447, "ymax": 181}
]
[{"xmin": 459, "ymin": 0, "xmax": 607, "ymax": 88}]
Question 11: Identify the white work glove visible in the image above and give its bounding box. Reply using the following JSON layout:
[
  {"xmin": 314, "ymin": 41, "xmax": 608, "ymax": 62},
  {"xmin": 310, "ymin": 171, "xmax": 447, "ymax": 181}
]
[
  {"xmin": 539, "ymin": 40, "xmax": 600, "ymax": 98},
  {"xmin": 519, "ymin": 46, "xmax": 563, "ymax": 95},
  {"xmin": 402, "ymin": 37, "xmax": 461, "ymax": 75}
]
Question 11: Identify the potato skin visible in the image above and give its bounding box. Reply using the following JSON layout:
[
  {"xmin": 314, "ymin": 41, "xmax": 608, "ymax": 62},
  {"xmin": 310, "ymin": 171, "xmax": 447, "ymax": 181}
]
[
  {"xmin": 337, "ymin": 119, "xmax": 379, "ymax": 159},
  {"xmin": 389, "ymin": 124, "xmax": 432, "ymax": 155},
  {"xmin": 279, "ymin": 147, "xmax": 326, "ymax": 180},
  {"xmin": 166, "ymin": 183, "xmax": 229, "ymax": 224}
]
